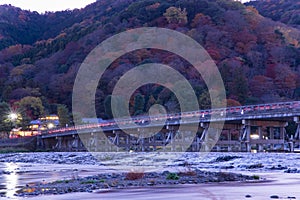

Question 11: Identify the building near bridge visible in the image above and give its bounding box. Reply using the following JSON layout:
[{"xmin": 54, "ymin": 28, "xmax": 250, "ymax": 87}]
[
  {"xmin": 9, "ymin": 115, "xmax": 60, "ymax": 138},
  {"xmin": 31, "ymin": 115, "xmax": 60, "ymax": 131}
]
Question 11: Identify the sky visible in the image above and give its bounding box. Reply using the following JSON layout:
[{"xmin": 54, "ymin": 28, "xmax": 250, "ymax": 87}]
[
  {"xmin": 0, "ymin": 0, "xmax": 251, "ymax": 13},
  {"xmin": 0, "ymin": 0, "xmax": 97, "ymax": 13}
]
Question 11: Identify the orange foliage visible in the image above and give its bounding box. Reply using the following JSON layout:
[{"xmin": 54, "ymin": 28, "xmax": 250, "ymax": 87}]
[
  {"xmin": 125, "ymin": 172, "xmax": 144, "ymax": 180},
  {"xmin": 146, "ymin": 2, "xmax": 160, "ymax": 10},
  {"xmin": 226, "ymin": 99, "xmax": 241, "ymax": 107},
  {"xmin": 191, "ymin": 13, "xmax": 212, "ymax": 27}
]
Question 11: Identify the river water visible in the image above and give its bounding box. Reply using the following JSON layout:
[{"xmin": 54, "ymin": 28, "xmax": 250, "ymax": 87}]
[{"xmin": 0, "ymin": 152, "xmax": 300, "ymax": 199}]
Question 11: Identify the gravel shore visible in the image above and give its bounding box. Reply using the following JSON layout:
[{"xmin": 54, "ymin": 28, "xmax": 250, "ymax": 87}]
[
  {"xmin": 1, "ymin": 152, "xmax": 299, "ymax": 198},
  {"xmin": 15, "ymin": 169, "xmax": 256, "ymax": 197}
]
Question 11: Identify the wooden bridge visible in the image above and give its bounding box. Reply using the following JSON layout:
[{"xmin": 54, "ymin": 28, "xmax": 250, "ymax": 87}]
[{"xmin": 37, "ymin": 101, "xmax": 300, "ymax": 152}]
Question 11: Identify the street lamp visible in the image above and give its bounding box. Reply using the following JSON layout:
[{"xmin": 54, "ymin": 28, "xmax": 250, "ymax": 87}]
[
  {"xmin": 7, "ymin": 112, "xmax": 19, "ymax": 138},
  {"xmin": 47, "ymin": 123, "xmax": 55, "ymax": 129},
  {"xmin": 8, "ymin": 113, "xmax": 18, "ymax": 122},
  {"xmin": 8, "ymin": 112, "xmax": 19, "ymax": 128}
]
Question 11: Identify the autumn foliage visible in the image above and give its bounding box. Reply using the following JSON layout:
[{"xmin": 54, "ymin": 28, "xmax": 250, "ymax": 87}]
[{"xmin": 0, "ymin": 0, "xmax": 300, "ymax": 119}]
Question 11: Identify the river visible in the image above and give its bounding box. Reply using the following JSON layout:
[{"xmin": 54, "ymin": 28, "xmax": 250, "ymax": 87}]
[{"xmin": 0, "ymin": 152, "xmax": 299, "ymax": 199}]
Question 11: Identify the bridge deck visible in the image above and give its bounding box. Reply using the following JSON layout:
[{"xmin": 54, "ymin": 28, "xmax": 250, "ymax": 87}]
[{"xmin": 43, "ymin": 101, "xmax": 300, "ymax": 138}]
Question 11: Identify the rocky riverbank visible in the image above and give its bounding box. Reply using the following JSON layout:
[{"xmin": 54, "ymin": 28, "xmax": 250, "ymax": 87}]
[
  {"xmin": 1, "ymin": 152, "xmax": 299, "ymax": 199},
  {"xmin": 15, "ymin": 169, "xmax": 257, "ymax": 197}
]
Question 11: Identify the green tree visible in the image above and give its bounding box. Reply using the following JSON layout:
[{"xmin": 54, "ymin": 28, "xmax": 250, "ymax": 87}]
[
  {"xmin": 231, "ymin": 68, "xmax": 249, "ymax": 104},
  {"xmin": 163, "ymin": 7, "xmax": 188, "ymax": 25},
  {"xmin": 199, "ymin": 91, "xmax": 211, "ymax": 109},
  {"xmin": 0, "ymin": 102, "xmax": 22, "ymax": 138},
  {"xmin": 133, "ymin": 93, "xmax": 145, "ymax": 116},
  {"xmin": 146, "ymin": 95, "xmax": 157, "ymax": 111},
  {"xmin": 104, "ymin": 95, "xmax": 113, "ymax": 119},
  {"xmin": 14, "ymin": 96, "xmax": 44, "ymax": 128},
  {"xmin": 57, "ymin": 104, "xmax": 70, "ymax": 127},
  {"xmin": 71, "ymin": 112, "xmax": 83, "ymax": 125},
  {"xmin": 0, "ymin": 102, "xmax": 12, "ymax": 138}
]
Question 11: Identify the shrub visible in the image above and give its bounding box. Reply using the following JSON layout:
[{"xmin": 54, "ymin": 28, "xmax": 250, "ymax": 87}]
[
  {"xmin": 252, "ymin": 175, "xmax": 260, "ymax": 180},
  {"xmin": 166, "ymin": 173, "xmax": 179, "ymax": 180},
  {"xmin": 125, "ymin": 172, "xmax": 144, "ymax": 180}
]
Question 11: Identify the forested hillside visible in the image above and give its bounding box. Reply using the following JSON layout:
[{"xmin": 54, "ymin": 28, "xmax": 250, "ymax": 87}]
[
  {"xmin": 247, "ymin": 0, "xmax": 300, "ymax": 28},
  {"xmin": 0, "ymin": 0, "xmax": 300, "ymax": 121}
]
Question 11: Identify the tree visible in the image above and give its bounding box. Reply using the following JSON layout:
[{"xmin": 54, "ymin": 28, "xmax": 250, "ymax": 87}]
[
  {"xmin": 0, "ymin": 102, "xmax": 22, "ymax": 138},
  {"xmin": 163, "ymin": 7, "xmax": 188, "ymax": 25},
  {"xmin": 230, "ymin": 67, "xmax": 249, "ymax": 104},
  {"xmin": 57, "ymin": 104, "xmax": 70, "ymax": 127},
  {"xmin": 191, "ymin": 13, "xmax": 212, "ymax": 28},
  {"xmin": 14, "ymin": 96, "xmax": 44, "ymax": 128},
  {"xmin": 133, "ymin": 93, "xmax": 145, "ymax": 116},
  {"xmin": 266, "ymin": 64, "xmax": 297, "ymax": 98},
  {"xmin": 146, "ymin": 95, "xmax": 157, "ymax": 111},
  {"xmin": 226, "ymin": 99, "xmax": 241, "ymax": 107},
  {"xmin": 0, "ymin": 102, "xmax": 12, "ymax": 138},
  {"xmin": 199, "ymin": 91, "xmax": 211, "ymax": 109},
  {"xmin": 104, "ymin": 95, "xmax": 127, "ymax": 119},
  {"xmin": 250, "ymin": 75, "xmax": 275, "ymax": 98},
  {"xmin": 104, "ymin": 95, "xmax": 113, "ymax": 119}
]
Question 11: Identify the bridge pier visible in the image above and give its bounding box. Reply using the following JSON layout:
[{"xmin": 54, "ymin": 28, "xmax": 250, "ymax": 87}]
[
  {"xmin": 70, "ymin": 135, "xmax": 84, "ymax": 151},
  {"xmin": 52, "ymin": 136, "xmax": 76, "ymax": 151},
  {"xmin": 292, "ymin": 117, "xmax": 300, "ymax": 152},
  {"xmin": 242, "ymin": 120, "xmax": 288, "ymax": 152},
  {"xmin": 214, "ymin": 124, "xmax": 243, "ymax": 152},
  {"xmin": 54, "ymin": 137, "xmax": 62, "ymax": 150},
  {"xmin": 40, "ymin": 118, "xmax": 290, "ymax": 153},
  {"xmin": 36, "ymin": 136, "xmax": 45, "ymax": 150}
]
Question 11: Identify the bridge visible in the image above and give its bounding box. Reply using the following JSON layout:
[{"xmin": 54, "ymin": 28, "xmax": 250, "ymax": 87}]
[{"xmin": 37, "ymin": 101, "xmax": 300, "ymax": 152}]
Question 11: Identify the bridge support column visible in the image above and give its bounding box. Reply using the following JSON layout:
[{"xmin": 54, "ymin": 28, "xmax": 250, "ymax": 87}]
[
  {"xmin": 86, "ymin": 132, "xmax": 98, "ymax": 152},
  {"xmin": 289, "ymin": 135, "xmax": 295, "ymax": 152},
  {"xmin": 293, "ymin": 117, "xmax": 300, "ymax": 151},
  {"xmin": 294, "ymin": 117, "xmax": 300, "ymax": 139},
  {"xmin": 200, "ymin": 123, "xmax": 208, "ymax": 141},
  {"xmin": 269, "ymin": 127, "xmax": 274, "ymax": 151},
  {"xmin": 92, "ymin": 133, "xmax": 97, "ymax": 152},
  {"xmin": 227, "ymin": 129, "xmax": 232, "ymax": 152},
  {"xmin": 243, "ymin": 120, "xmax": 288, "ymax": 152},
  {"xmin": 36, "ymin": 136, "xmax": 45, "ymax": 150},
  {"xmin": 279, "ymin": 127, "xmax": 285, "ymax": 151},
  {"xmin": 71, "ymin": 135, "xmax": 80, "ymax": 151},
  {"xmin": 169, "ymin": 131, "xmax": 174, "ymax": 152},
  {"xmin": 116, "ymin": 132, "xmax": 120, "ymax": 146},
  {"xmin": 200, "ymin": 123, "xmax": 209, "ymax": 151},
  {"xmin": 126, "ymin": 134, "xmax": 130, "ymax": 151},
  {"xmin": 242, "ymin": 120, "xmax": 252, "ymax": 152},
  {"xmin": 258, "ymin": 127, "xmax": 263, "ymax": 152},
  {"xmin": 55, "ymin": 137, "xmax": 62, "ymax": 151},
  {"xmin": 111, "ymin": 130, "xmax": 120, "ymax": 151},
  {"xmin": 139, "ymin": 129, "xmax": 145, "ymax": 152},
  {"xmin": 196, "ymin": 135, "xmax": 201, "ymax": 151}
]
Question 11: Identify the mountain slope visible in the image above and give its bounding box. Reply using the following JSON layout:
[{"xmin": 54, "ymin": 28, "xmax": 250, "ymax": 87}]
[
  {"xmin": 246, "ymin": 0, "xmax": 300, "ymax": 28},
  {"xmin": 0, "ymin": 0, "xmax": 300, "ymax": 118}
]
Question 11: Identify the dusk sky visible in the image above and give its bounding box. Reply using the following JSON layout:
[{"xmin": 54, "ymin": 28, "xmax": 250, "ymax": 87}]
[
  {"xmin": 0, "ymin": 0, "xmax": 97, "ymax": 13},
  {"xmin": 0, "ymin": 0, "xmax": 250, "ymax": 13}
]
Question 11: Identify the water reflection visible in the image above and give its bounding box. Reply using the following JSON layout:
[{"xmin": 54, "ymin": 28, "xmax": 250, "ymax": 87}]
[
  {"xmin": 0, "ymin": 162, "xmax": 112, "ymax": 199},
  {"xmin": 4, "ymin": 163, "xmax": 18, "ymax": 199}
]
